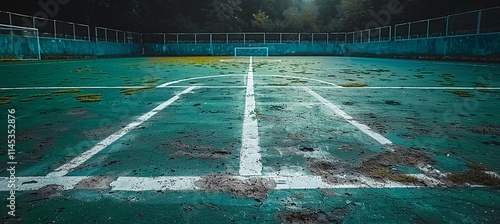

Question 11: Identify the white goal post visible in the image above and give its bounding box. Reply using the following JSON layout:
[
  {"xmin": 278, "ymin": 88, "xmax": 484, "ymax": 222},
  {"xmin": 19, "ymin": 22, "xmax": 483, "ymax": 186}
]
[
  {"xmin": 0, "ymin": 24, "xmax": 41, "ymax": 60},
  {"xmin": 234, "ymin": 47, "xmax": 269, "ymax": 57}
]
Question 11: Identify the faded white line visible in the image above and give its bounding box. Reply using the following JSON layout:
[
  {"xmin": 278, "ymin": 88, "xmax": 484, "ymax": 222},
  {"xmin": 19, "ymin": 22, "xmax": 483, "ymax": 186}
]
[
  {"xmin": 2, "ymin": 172, "xmax": 499, "ymax": 191},
  {"xmin": 240, "ymin": 57, "xmax": 263, "ymax": 176},
  {"xmin": 111, "ymin": 176, "xmax": 201, "ymax": 191},
  {"xmin": 304, "ymin": 87, "xmax": 393, "ymax": 146},
  {"xmin": 46, "ymin": 86, "xmax": 196, "ymax": 177},
  {"xmin": 0, "ymin": 86, "xmax": 145, "ymax": 90},
  {"xmin": 157, "ymin": 74, "xmax": 246, "ymax": 87}
]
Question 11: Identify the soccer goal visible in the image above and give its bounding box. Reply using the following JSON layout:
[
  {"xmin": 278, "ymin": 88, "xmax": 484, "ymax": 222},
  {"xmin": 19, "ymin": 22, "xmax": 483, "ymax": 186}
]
[
  {"xmin": 0, "ymin": 24, "xmax": 41, "ymax": 60},
  {"xmin": 234, "ymin": 47, "xmax": 269, "ymax": 57}
]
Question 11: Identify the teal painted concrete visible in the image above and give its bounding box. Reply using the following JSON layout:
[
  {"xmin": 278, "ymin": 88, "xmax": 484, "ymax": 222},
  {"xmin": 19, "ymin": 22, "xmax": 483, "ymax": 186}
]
[
  {"xmin": 0, "ymin": 34, "xmax": 141, "ymax": 60},
  {"xmin": 344, "ymin": 33, "xmax": 500, "ymax": 58},
  {"xmin": 144, "ymin": 43, "xmax": 345, "ymax": 56},
  {"xmin": 1, "ymin": 33, "xmax": 499, "ymax": 60}
]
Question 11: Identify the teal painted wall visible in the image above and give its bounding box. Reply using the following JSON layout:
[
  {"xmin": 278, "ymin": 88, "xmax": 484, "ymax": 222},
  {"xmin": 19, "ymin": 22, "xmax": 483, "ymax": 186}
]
[
  {"xmin": 144, "ymin": 43, "xmax": 345, "ymax": 56},
  {"xmin": 344, "ymin": 33, "xmax": 500, "ymax": 58},
  {"xmin": 144, "ymin": 34, "xmax": 500, "ymax": 60},
  {"xmin": 1, "ymin": 33, "xmax": 499, "ymax": 60},
  {"xmin": 0, "ymin": 34, "xmax": 141, "ymax": 60}
]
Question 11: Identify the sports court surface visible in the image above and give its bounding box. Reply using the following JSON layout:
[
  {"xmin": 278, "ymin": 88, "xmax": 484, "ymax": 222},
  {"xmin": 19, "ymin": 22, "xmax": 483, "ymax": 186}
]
[{"xmin": 1, "ymin": 56, "xmax": 499, "ymax": 223}]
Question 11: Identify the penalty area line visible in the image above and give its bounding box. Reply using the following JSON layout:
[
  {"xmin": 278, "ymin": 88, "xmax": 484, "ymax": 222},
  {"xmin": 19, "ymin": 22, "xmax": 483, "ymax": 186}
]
[{"xmin": 45, "ymin": 86, "xmax": 197, "ymax": 178}]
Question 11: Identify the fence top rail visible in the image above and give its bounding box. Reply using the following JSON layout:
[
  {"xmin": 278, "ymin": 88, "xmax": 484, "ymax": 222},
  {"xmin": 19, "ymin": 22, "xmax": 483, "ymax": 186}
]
[
  {"xmin": 0, "ymin": 23, "xmax": 38, "ymax": 31},
  {"xmin": 0, "ymin": 10, "xmax": 89, "ymax": 27},
  {"xmin": 96, "ymin": 26, "xmax": 131, "ymax": 33},
  {"xmin": 143, "ymin": 32, "xmax": 348, "ymax": 36}
]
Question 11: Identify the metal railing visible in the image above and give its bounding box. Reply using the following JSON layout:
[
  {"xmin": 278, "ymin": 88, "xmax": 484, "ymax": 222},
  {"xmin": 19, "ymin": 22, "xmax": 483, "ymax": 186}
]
[
  {"xmin": 95, "ymin": 27, "xmax": 141, "ymax": 44},
  {"xmin": 0, "ymin": 10, "xmax": 90, "ymax": 41},
  {"xmin": 142, "ymin": 32, "xmax": 350, "ymax": 44},
  {"xmin": 394, "ymin": 6, "xmax": 500, "ymax": 40},
  {"xmin": 1, "ymin": 6, "xmax": 500, "ymax": 45}
]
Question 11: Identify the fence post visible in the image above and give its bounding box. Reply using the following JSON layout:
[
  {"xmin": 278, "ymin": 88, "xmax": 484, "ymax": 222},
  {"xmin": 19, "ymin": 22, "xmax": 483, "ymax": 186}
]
[
  {"xmin": 389, "ymin": 26, "xmax": 392, "ymax": 41},
  {"xmin": 177, "ymin": 33, "xmax": 179, "ymax": 44},
  {"xmin": 32, "ymin": 17, "xmax": 36, "ymax": 28},
  {"xmin": 244, "ymin": 33, "xmax": 246, "ymax": 44},
  {"xmin": 379, "ymin": 28, "xmax": 381, "ymax": 42},
  {"xmin": 105, "ymin": 28, "xmax": 108, "ymax": 42},
  {"xmin": 72, "ymin": 23, "xmax": 76, "ymax": 40},
  {"xmin": 8, "ymin": 12, "xmax": 12, "ymax": 26},
  {"xmin": 54, "ymin": 20, "xmax": 57, "ymax": 38},
  {"xmin": 264, "ymin": 33, "xmax": 266, "ymax": 44},
  {"xmin": 299, "ymin": 33, "xmax": 301, "ymax": 44},
  {"xmin": 445, "ymin": 16, "xmax": 449, "ymax": 37},
  {"xmin": 426, "ymin": 20, "xmax": 430, "ymax": 38},
  {"xmin": 226, "ymin": 33, "xmax": 228, "ymax": 44},
  {"xmin": 87, "ymin": 26, "xmax": 90, "ymax": 41},
  {"xmin": 280, "ymin": 33, "xmax": 282, "ymax": 44},
  {"xmin": 95, "ymin": 27, "xmax": 98, "ymax": 42},
  {"xmin": 163, "ymin": 33, "xmax": 166, "ymax": 44},
  {"xmin": 408, "ymin": 23, "xmax": 411, "ymax": 39},
  {"xmin": 477, "ymin": 10, "xmax": 482, "ymax": 35},
  {"xmin": 195, "ymin": 33, "xmax": 197, "ymax": 44}
]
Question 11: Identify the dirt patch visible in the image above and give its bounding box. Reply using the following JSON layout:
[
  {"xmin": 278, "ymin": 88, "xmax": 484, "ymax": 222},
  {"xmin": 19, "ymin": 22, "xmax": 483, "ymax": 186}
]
[
  {"xmin": 278, "ymin": 209, "xmax": 345, "ymax": 224},
  {"xmin": 66, "ymin": 108, "xmax": 90, "ymax": 116},
  {"xmin": 82, "ymin": 126, "xmax": 117, "ymax": 140},
  {"xmin": 460, "ymin": 125, "xmax": 500, "ymax": 136},
  {"xmin": 197, "ymin": 174, "xmax": 275, "ymax": 200},
  {"xmin": 30, "ymin": 185, "xmax": 63, "ymax": 199},
  {"xmin": 307, "ymin": 160, "xmax": 356, "ymax": 184},
  {"xmin": 356, "ymin": 146, "xmax": 433, "ymax": 183},
  {"xmin": 447, "ymin": 163, "xmax": 500, "ymax": 187},
  {"xmin": 74, "ymin": 176, "xmax": 117, "ymax": 190},
  {"xmin": 173, "ymin": 150, "xmax": 232, "ymax": 159}
]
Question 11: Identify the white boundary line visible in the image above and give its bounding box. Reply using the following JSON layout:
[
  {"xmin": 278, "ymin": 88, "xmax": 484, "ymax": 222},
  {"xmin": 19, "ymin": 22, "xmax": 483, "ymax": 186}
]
[
  {"xmin": 304, "ymin": 87, "xmax": 393, "ymax": 147},
  {"xmin": 3, "ymin": 171, "xmax": 499, "ymax": 192},
  {"xmin": 239, "ymin": 57, "xmax": 263, "ymax": 176},
  {"xmin": 45, "ymin": 86, "xmax": 196, "ymax": 177},
  {"xmin": 3, "ymin": 86, "xmax": 499, "ymax": 91}
]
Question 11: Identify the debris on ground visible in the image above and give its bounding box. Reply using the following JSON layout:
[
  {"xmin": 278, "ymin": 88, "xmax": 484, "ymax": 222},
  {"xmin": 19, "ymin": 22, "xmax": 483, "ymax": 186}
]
[
  {"xmin": 74, "ymin": 176, "xmax": 117, "ymax": 189},
  {"xmin": 278, "ymin": 208, "xmax": 345, "ymax": 224},
  {"xmin": 447, "ymin": 163, "xmax": 500, "ymax": 187},
  {"xmin": 197, "ymin": 174, "xmax": 275, "ymax": 200}
]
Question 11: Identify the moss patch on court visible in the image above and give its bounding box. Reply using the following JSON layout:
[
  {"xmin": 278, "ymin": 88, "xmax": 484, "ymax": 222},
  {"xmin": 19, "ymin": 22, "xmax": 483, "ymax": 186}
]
[
  {"xmin": 447, "ymin": 163, "xmax": 500, "ymax": 187},
  {"xmin": 449, "ymin": 90, "xmax": 474, "ymax": 98},
  {"xmin": 52, "ymin": 88, "xmax": 82, "ymax": 94},
  {"xmin": 120, "ymin": 86, "xmax": 156, "ymax": 95},
  {"xmin": 357, "ymin": 146, "xmax": 433, "ymax": 183},
  {"xmin": 0, "ymin": 97, "xmax": 10, "ymax": 105},
  {"xmin": 340, "ymin": 82, "xmax": 367, "ymax": 87},
  {"xmin": 75, "ymin": 94, "xmax": 102, "ymax": 102}
]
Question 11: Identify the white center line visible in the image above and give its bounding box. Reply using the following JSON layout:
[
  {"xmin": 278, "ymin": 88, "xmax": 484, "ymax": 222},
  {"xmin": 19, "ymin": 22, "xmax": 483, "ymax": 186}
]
[
  {"xmin": 304, "ymin": 87, "xmax": 393, "ymax": 147},
  {"xmin": 46, "ymin": 86, "xmax": 196, "ymax": 177},
  {"xmin": 240, "ymin": 57, "xmax": 263, "ymax": 176}
]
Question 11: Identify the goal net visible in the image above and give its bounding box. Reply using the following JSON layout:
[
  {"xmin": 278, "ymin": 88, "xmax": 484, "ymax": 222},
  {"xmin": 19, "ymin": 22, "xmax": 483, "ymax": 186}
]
[
  {"xmin": 0, "ymin": 24, "xmax": 41, "ymax": 60},
  {"xmin": 234, "ymin": 47, "xmax": 269, "ymax": 57}
]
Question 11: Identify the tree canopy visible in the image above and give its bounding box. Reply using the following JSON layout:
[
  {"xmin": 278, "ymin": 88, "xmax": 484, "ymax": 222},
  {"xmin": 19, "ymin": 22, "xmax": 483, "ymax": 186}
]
[{"xmin": 2, "ymin": 0, "xmax": 498, "ymax": 32}]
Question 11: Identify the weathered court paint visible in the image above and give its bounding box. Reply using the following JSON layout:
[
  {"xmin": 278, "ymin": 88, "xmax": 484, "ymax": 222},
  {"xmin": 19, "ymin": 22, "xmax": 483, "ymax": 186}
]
[{"xmin": 240, "ymin": 57, "xmax": 263, "ymax": 176}]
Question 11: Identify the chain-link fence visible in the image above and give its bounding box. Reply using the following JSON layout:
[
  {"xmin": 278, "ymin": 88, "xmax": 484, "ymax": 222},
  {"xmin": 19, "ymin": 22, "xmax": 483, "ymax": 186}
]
[{"xmin": 394, "ymin": 6, "xmax": 500, "ymax": 41}]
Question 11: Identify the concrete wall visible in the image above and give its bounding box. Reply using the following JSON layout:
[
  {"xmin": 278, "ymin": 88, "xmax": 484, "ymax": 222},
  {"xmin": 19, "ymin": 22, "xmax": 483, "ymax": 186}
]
[
  {"xmin": 144, "ymin": 33, "xmax": 500, "ymax": 61},
  {"xmin": 144, "ymin": 43, "xmax": 345, "ymax": 56},
  {"xmin": 344, "ymin": 33, "xmax": 500, "ymax": 59},
  {"xmin": 0, "ymin": 34, "xmax": 141, "ymax": 60},
  {"xmin": 1, "ymin": 32, "xmax": 499, "ymax": 60}
]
